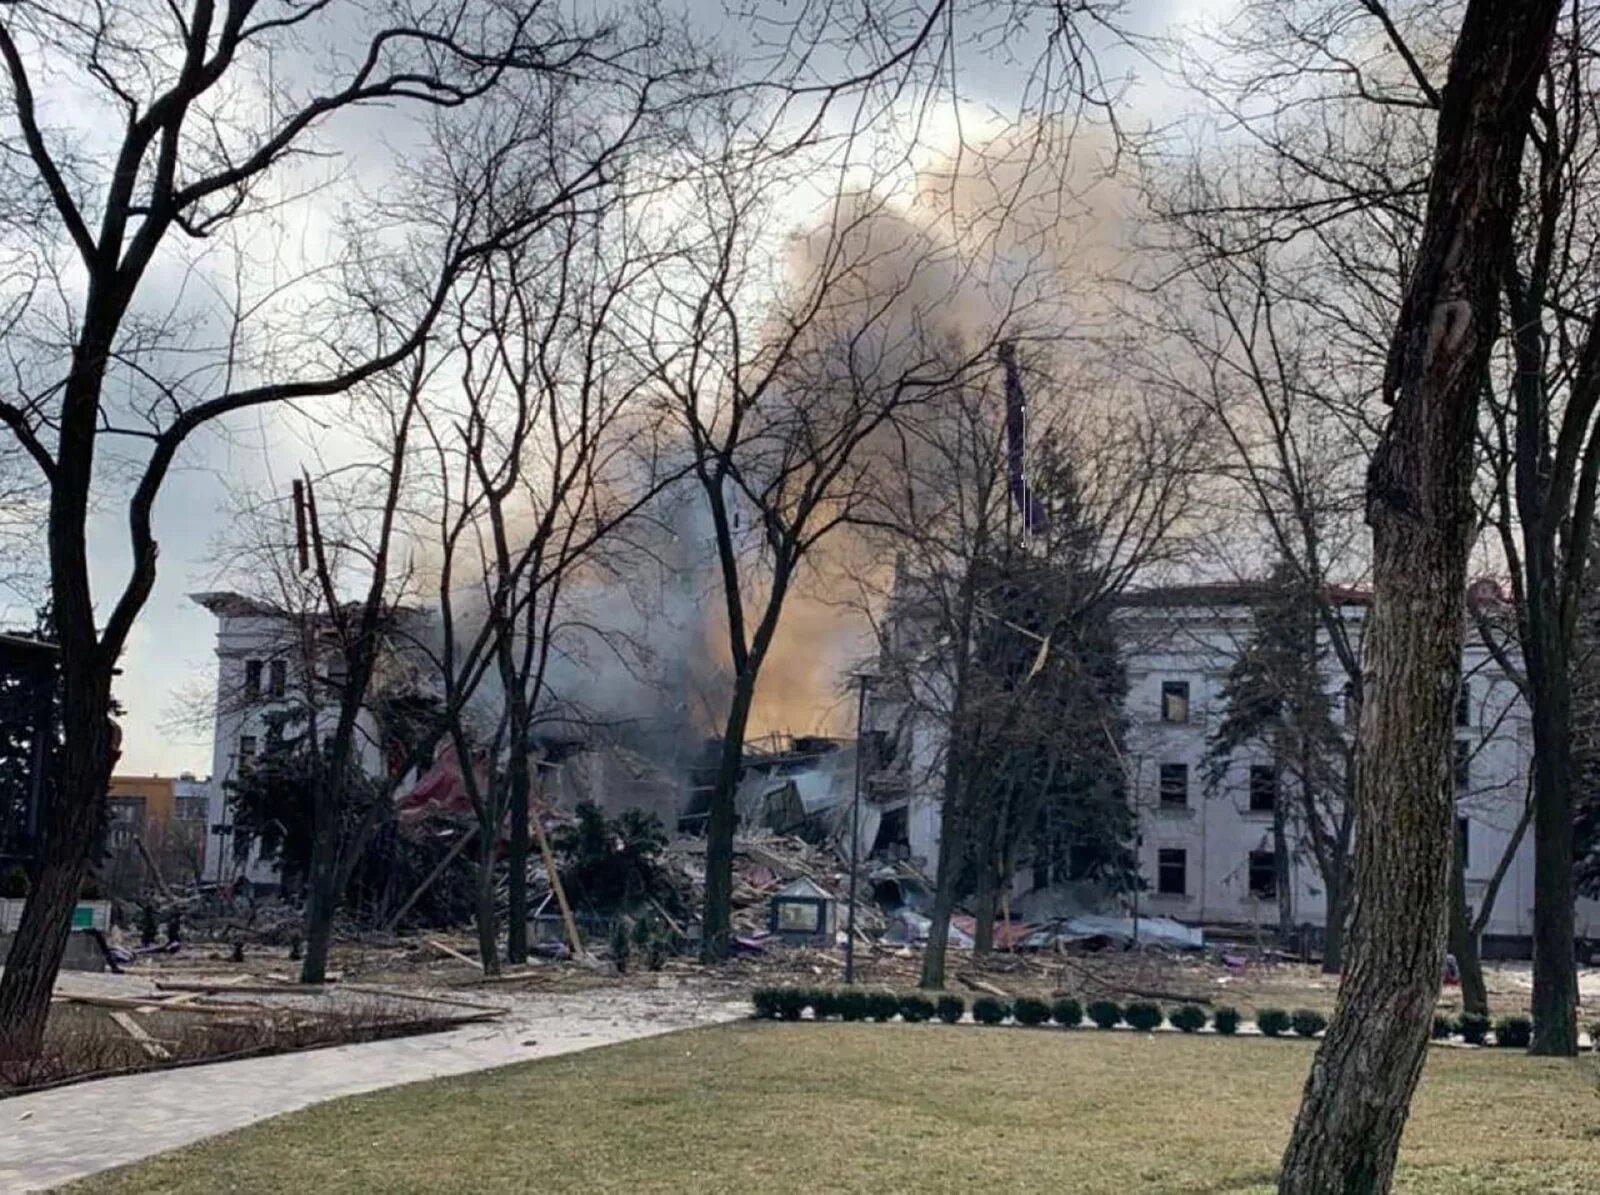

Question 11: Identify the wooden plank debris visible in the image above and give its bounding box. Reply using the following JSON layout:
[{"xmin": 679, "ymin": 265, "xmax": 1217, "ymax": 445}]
[
  {"xmin": 109, "ymin": 1011, "xmax": 171, "ymax": 1060},
  {"xmin": 425, "ymin": 938, "xmax": 483, "ymax": 970}
]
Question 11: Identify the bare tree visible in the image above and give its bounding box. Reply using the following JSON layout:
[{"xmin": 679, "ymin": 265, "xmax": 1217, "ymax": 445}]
[
  {"xmin": 849, "ymin": 343, "xmax": 1197, "ymax": 987},
  {"xmin": 1278, "ymin": 2, "xmax": 1560, "ymax": 1189},
  {"xmin": 0, "ymin": 0, "xmax": 699, "ymax": 1056},
  {"xmin": 1165, "ymin": 0, "xmax": 1600, "ymax": 1055}
]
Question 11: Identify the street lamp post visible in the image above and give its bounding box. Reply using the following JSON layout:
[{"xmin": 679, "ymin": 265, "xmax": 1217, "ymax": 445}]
[{"xmin": 844, "ymin": 671, "xmax": 874, "ymax": 984}]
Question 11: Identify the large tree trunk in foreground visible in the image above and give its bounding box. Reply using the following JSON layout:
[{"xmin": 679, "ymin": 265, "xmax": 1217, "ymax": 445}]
[
  {"xmin": 0, "ymin": 658, "xmax": 115, "ymax": 1058},
  {"xmin": 1449, "ymin": 831, "xmax": 1488, "ymax": 1017},
  {"xmin": 1278, "ymin": 4, "xmax": 1559, "ymax": 1190}
]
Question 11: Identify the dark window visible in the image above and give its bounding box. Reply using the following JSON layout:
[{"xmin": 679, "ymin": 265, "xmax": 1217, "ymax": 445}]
[
  {"xmin": 1456, "ymin": 816, "xmax": 1471, "ymax": 864},
  {"xmin": 1161, "ymin": 680, "xmax": 1190, "ymax": 724},
  {"xmin": 238, "ymin": 734, "xmax": 257, "ymax": 765},
  {"xmin": 1159, "ymin": 763, "xmax": 1189, "ymax": 808},
  {"xmin": 1157, "ymin": 848, "xmax": 1187, "ymax": 896},
  {"xmin": 1455, "ymin": 740, "xmax": 1470, "ymax": 795},
  {"xmin": 1457, "ymin": 681, "xmax": 1471, "ymax": 728},
  {"xmin": 176, "ymin": 796, "xmax": 209, "ymax": 821},
  {"xmin": 1248, "ymin": 849, "xmax": 1277, "ymax": 899},
  {"xmin": 243, "ymin": 659, "xmax": 262, "ymax": 702},
  {"xmin": 268, "ymin": 658, "xmax": 287, "ymax": 699},
  {"xmin": 1249, "ymin": 765, "xmax": 1277, "ymax": 813}
]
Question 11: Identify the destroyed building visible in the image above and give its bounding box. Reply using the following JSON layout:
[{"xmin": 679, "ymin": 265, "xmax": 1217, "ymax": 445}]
[{"xmin": 864, "ymin": 579, "xmax": 1600, "ymax": 958}]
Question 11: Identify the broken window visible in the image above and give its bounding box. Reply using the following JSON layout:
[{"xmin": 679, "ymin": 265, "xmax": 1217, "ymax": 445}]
[
  {"xmin": 1248, "ymin": 849, "xmax": 1277, "ymax": 899},
  {"xmin": 775, "ymin": 901, "xmax": 822, "ymax": 934},
  {"xmin": 1159, "ymin": 762, "xmax": 1189, "ymax": 808},
  {"xmin": 1249, "ymin": 765, "xmax": 1277, "ymax": 813},
  {"xmin": 1161, "ymin": 680, "xmax": 1190, "ymax": 724},
  {"xmin": 268, "ymin": 658, "xmax": 287, "ymax": 699},
  {"xmin": 243, "ymin": 659, "xmax": 262, "ymax": 702},
  {"xmin": 1157, "ymin": 848, "xmax": 1187, "ymax": 895}
]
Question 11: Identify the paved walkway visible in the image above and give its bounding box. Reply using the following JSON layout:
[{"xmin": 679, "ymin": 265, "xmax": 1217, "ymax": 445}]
[{"xmin": 2, "ymin": 984, "xmax": 744, "ymax": 1192}]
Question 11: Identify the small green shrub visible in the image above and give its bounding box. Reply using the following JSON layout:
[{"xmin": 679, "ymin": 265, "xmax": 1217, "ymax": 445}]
[
  {"xmin": 1087, "ymin": 999, "xmax": 1122, "ymax": 1030},
  {"xmin": 810, "ymin": 990, "xmax": 840, "ymax": 1020},
  {"xmin": 752, "ymin": 988, "xmax": 780, "ymax": 1020},
  {"xmin": 972, "ymin": 996, "xmax": 1010, "ymax": 1025},
  {"xmin": 1169, "ymin": 1004, "xmax": 1207, "ymax": 1034},
  {"xmin": 1, "ymin": 865, "xmax": 30, "ymax": 898},
  {"xmin": 1456, "ymin": 1012, "xmax": 1490, "ymax": 1045},
  {"xmin": 1013, "ymin": 997, "xmax": 1050, "ymax": 1027},
  {"xmin": 1212, "ymin": 1006, "xmax": 1241, "ymax": 1036},
  {"xmin": 837, "ymin": 990, "xmax": 871, "ymax": 1022},
  {"xmin": 773, "ymin": 988, "xmax": 808, "ymax": 1021},
  {"xmin": 1257, "ymin": 1008, "xmax": 1291, "ymax": 1038},
  {"xmin": 899, "ymin": 993, "xmax": 936, "ymax": 1023},
  {"xmin": 1050, "ymin": 997, "xmax": 1083, "ymax": 1028},
  {"xmin": 1432, "ymin": 1015, "xmax": 1453, "ymax": 1040},
  {"xmin": 1291, "ymin": 1009, "xmax": 1327, "ymax": 1038},
  {"xmin": 1124, "ymin": 1001, "xmax": 1164, "ymax": 1032},
  {"xmin": 867, "ymin": 990, "xmax": 901, "ymax": 1022},
  {"xmin": 1493, "ymin": 1015, "xmax": 1531, "ymax": 1049},
  {"xmin": 935, "ymin": 994, "xmax": 965, "ymax": 1024}
]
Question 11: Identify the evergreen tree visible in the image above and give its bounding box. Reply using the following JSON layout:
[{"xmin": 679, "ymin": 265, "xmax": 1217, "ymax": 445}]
[{"xmin": 1203, "ymin": 564, "xmax": 1348, "ymax": 948}]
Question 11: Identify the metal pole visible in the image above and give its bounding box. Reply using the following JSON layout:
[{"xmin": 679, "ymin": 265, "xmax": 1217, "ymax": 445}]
[{"xmin": 844, "ymin": 672, "xmax": 872, "ymax": 984}]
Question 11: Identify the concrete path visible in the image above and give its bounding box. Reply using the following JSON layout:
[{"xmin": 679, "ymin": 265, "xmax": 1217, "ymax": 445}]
[{"xmin": 2, "ymin": 985, "xmax": 744, "ymax": 1192}]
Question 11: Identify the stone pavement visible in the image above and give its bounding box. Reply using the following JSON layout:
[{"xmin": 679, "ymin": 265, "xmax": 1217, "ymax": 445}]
[{"xmin": 1, "ymin": 984, "xmax": 744, "ymax": 1192}]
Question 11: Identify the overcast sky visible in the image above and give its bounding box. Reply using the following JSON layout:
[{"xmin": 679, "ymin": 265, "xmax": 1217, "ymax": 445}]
[{"xmin": 26, "ymin": 0, "xmax": 1221, "ymax": 777}]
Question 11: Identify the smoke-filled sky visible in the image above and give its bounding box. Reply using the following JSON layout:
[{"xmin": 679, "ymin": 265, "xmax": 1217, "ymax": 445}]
[{"xmin": 5, "ymin": 0, "xmax": 1228, "ymax": 775}]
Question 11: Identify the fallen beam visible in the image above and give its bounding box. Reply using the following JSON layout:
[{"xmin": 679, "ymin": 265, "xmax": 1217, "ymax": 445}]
[
  {"xmin": 109, "ymin": 1011, "xmax": 172, "ymax": 1060},
  {"xmin": 425, "ymin": 938, "xmax": 483, "ymax": 970}
]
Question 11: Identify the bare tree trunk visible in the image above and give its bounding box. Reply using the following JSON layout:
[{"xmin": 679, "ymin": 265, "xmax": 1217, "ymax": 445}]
[
  {"xmin": 972, "ymin": 857, "xmax": 998, "ymax": 958},
  {"xmin": 299, "ymin": 792, "xmax": 342, "ymax": 984},
  {"xmin": 1449, "ymin": 829, "xmax": 1488, "ymax": 1017},
  {"xmin": 475, "ymin": 825, "xmax": 500, "ymax": 978},
  {"xmin": 1274, "ymin": 789, "xmax": 1293, "ymax": 946},
  {"xmin": 1322, "ymin": 862, "xmax": 1345, "ymax": 975},
  {"xmin": 1278, "ymin": 4, "xmax": 1558, "ymax": 1189},
  {"xmin": 700, "ymin": 672, "xmax": 757, "ymax": 963},
  {"xmin": 0, "ymin": 653, "xmax": 113, "ymax": 1057},
  {"xmin": 1527, "ymin": 641, "xmax": 1579, "ymax": 1053},
  {"xmin": 504, "ymin": 691, "xmax": 532, "ymax": 966},
  {"xmin": 919, "ymin": 770, "xmax": 966, "ymax": 990}
]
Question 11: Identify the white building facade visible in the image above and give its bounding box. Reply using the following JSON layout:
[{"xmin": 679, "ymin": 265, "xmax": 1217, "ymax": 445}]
[
  {"xmin": 192, "ymin": 592, "xmax": 423, "ymax": 890},
  {"xmin": 869, "ymin": 583, "xmax": 1600, "ymax": 957}
]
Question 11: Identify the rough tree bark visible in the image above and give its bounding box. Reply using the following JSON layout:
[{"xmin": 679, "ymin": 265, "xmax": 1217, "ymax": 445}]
[{"xmin": 1277, "ymin": 2, "xmax": 1560, "ymax": 1190}]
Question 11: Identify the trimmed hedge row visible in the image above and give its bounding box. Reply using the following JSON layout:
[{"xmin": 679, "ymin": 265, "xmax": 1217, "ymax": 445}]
[
  {"xmin": 752, "ymin": 989, "xmax": 1247, "ymax": 1035},
  {"xmin": 754, "ymin": 989, "xmax": 1587, "ymax": 1049}
]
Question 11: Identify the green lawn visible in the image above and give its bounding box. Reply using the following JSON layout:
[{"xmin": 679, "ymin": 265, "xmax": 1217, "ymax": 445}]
[{"xmin": 78, "ymin": 1024, "xmax": 1600, "ymax": 1194}]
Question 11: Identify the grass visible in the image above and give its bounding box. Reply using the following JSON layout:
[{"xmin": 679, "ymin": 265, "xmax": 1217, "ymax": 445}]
[{"xmin": 78, "ymin": 1023, "xmax": 1600, "ymax": 1195}]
